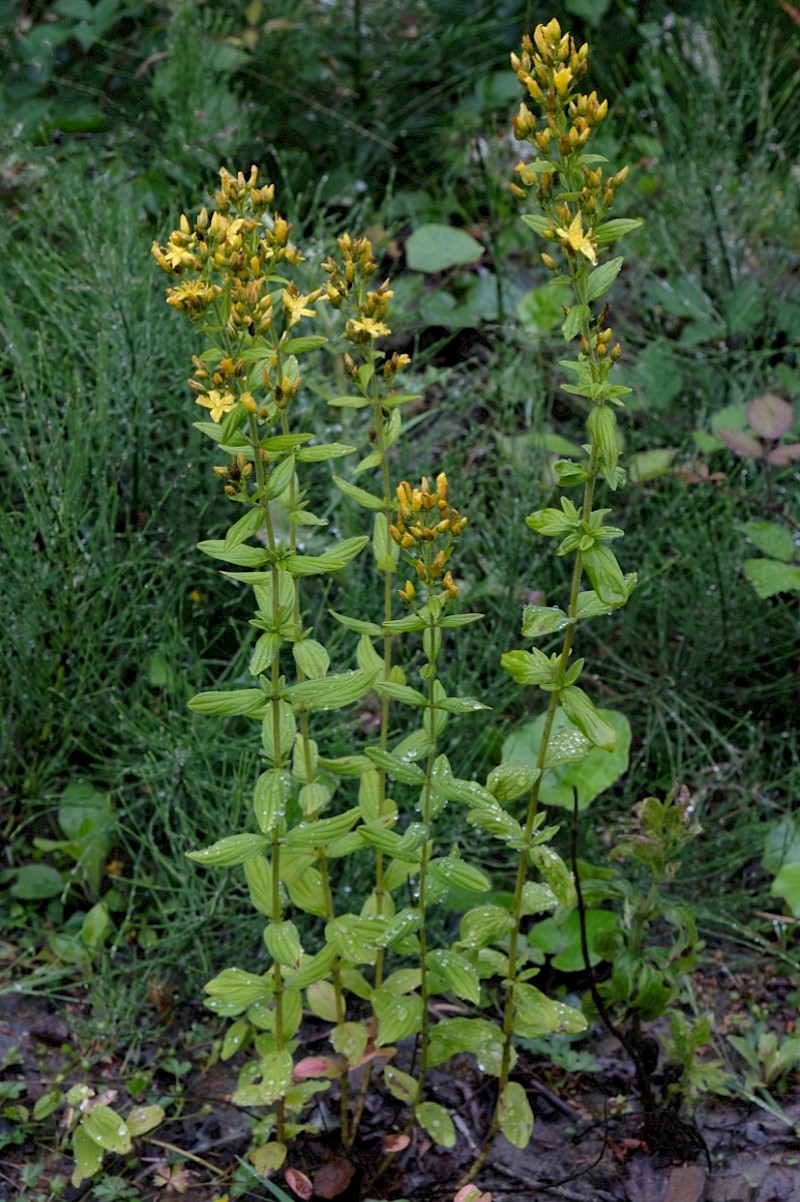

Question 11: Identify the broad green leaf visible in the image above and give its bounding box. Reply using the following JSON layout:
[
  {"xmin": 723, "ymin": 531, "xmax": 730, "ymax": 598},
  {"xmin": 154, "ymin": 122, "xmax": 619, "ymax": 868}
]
[
  {"xmin": 33, "ymin": 1089, "xmax": 63, "ymax": 1121},
  {"xmin": 415, "ymin": 1101, "xmax": 456, "ymax": 1147},
  {"xmin": 498, "ymin": 1081, "xmax": 534, "ymax": 1149},
  {"xmin": 405, "ymin": 223, "xmax": 483, "ymax": 273},
  {"xmin": 520, "ymin": 213, "xmax": 550, "ymax": 235},
  {"xmin": 771, "ymin": 862, "xmax": 800, "ymax": 917},
  {"xmin": 742, "ymin": 558, "xmax": 800, "ymax": 599},
  {"xmin": 364, "ymin": 747, "xmax": 426, "ymax": 784},
  {"xmin": 334, "ymin": 475, "xmax": 386, "ymax": 511},
  {"xmin": 265, "ymin": 921, "xmax": 303, "ymax": 968},
  {"xmin": 286, "ymin": 866, "xmax": 327, "ymax": 916},
  {"xmin": 486, "ymin": 762, "xmax": 540, "ymax": 804},
  {"xmin": 233, "ymin": 1049, "xmax": 293, "ymax": 1106},
  {"xmin": 384, "ymin": 1065, "xmax": 417, "ymax": 1104},
  {"xmin": 529, "ymin": 844, "xmax": 576, "ymax": 907},
  {"xmin": 281, "ymin": 334, "xmax": 328, "ymax": 353},
  {"xmin": 325, "ymin": 915, "xmax": 386, "ymax": 964},
  {"xmin": 458, "ymin": 905, "xmax": 515, "ymax": 949},
  {"xmin": 188, "ymin": 689, "xmax": 265, "ymax": 716},
  {"xmin": 307, "ymin": 980, "xmax": 339, "ymax": 1022},
  {"xmin": 519, "ymin": 881, "xmax": 559, "ymax": 916},
  {"xmin": 125, "ymin": 1105, "xmax": 165, "ymax": 1137},
  {"xmin": 581, "ymin": 543, "xmax": 627, "ymax": 607},
  {"xmin": 562, "ymin": 302, "xmax": 590, "ymax": 341},
  {"xmin": 295, "ymin": 442, "xmax": 356, "ymax": 462},
  {"xmin": 254, "ymin": 769, "xmax": 291, "ymax": 834},
  {"xmin": 586, "ymin": 256, "xmax": 624, "ymax": 301},
  {"xmin": 528, "ymin": 909, "xmax": 620, "ymax": 970},
  {"xmin": 512, "ymin": 982, "xmax": 587, "ymax": 1039},
  {"xmin": 372, "ymin": 512, "xmax": 399, "ymax": 572},
  {"xmin": 331, "ymin": 1021, "xmax": 368, "ymax": 1065},
  {"xmin": 284, "ymin": 668, "xmax": 378, "ymax": 711},
  {"xmin": 284, "ymin": 808, "xmax": 362, "ymax": 851},
  {"xmin": 187, "ymin": 833, "xmax": 268, "ymax": 867},
  {"xmin": 561, "ymin": 686, "xmax": 617, "ymax": 751},
  {"xmin": 283, "ymin": 535, "xmax": 368, "ymax": 575},
  {"xmin": 594, "ymin": 216, "xmax": 643, "ymax": 244},
  {"xmin": 223, "ymin": 505, "xmax": 264, "ymax": 551},
  {"xmin": 288, "ymin": 943, "xmax": 338, "ymax": 991},
  {"xmin": 81, "ymin": 1105, "xmax": 132, "ymax": 1154},
  {"xmin": 221, "ymin": 1020, "xmax": 250, "ymax": 1060},
  {"xmin": 428, "ymin": 857, "xmax": 491, "ymax": 894},
  {"xmin": 428, "ymin": 1017, "xmax": 505, "ymax": 1074},
  {"xmin": 327, "ymin": 394, "xmax": 370, "ymax": 409},
  {"xmin": 197, "ymin": 539, "xmax": 270, "ymax": 566},
  {"xmin": 427, "ymin": 949, "xmax": 480, "ymax": 1004},
  {"xmin": 374, "ymin": 991, "xmax": 424, "ymax": 1045},
  {"xmin": 297, "ymin": 782, "xmax": 330, "ymax": 816},
  {"xmin": 71, "ymin": 1124, "xmax": 103, "ymax": 1186},
  {"xmin": 374, "ymin": 680, "xmax": 428, "ymax": 706},
  {"xmin": 11, "ymin": 864, "xmax": 64, "ymax": 900},
  {"xmin": 292, "ymin": 638, "xmax": 330, "ymax": 678},
  {"xmin": 739, "ymin": 521, "xmax": 796, "ymax": 563},
  {"xmin": 521, "ymin": 604, "xmax": 571, "ymax": 638},
  {"xmin": 502, "ymin": 708, "xmax": 630, "ymax": 808},
  {"xmin": 250, "ymin": 631, "xmax": 281, "ymax": 675},
  {"xmin": 205, "ymin": 968, "xmax": 271, "ymax": 1009},
  {"xmin": 466, "ymin": 805, "xmax": 525, "ymax": 844},
  {"xmin": 516, "ymin": 281, "xmax": 572, "ymax": 336},
  {"xmin": 329, "ymin": 610, "xmax": 383, "ymax": 637}
]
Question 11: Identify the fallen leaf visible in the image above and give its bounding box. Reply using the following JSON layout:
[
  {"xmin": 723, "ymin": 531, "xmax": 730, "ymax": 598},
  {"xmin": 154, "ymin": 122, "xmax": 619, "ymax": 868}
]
[
  {"xmin": 284, "ymin": 1168, "xmax": 313, "ymax": 1200},
  {"xmin": 293, "ymin": 1056, "xmax": 340, "ymax": 1079},
  {"xmin": 382, "ymin": 1133, "xmax": 411, "ymax": 1152},
  {"xmin": 313, "ymin": 1158, "xmax": 356, "ymax": 1199}
]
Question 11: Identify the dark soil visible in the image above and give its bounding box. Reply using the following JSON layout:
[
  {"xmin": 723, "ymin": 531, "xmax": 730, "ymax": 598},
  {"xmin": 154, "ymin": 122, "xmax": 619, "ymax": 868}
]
[{"xmin": 1, "ymin": 970, "xmax": 799, "ymax": 1202}]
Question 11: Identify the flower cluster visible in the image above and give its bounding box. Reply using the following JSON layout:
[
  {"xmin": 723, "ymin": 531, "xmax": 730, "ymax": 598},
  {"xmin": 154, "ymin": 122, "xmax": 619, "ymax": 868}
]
[
  {"xmin": 152, "ymin": 166, "xmax": 326, "ymax": 433},
  {"xmin": 322, "ymin": 234, "xmax": 409, "ymax": 377},
  {"xmin": 390, "ymin": 474, "xmax": 467, "ymax": 603}
]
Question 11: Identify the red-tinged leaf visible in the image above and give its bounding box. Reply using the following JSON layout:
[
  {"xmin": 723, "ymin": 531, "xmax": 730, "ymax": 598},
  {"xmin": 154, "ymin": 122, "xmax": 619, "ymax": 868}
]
[
  {"xmin": 284, "ymin": 1168, "xmax": 314, "ymax": 1200},
  {"xmin": 717, "ymin": 428, "xmax": 763, "ymax": 459},
  {"xmin": 765, "ymin": 442, "xmax": 800, "ymax": 466},
  {"xmin": 746, "ymin": 393, "xmax": 793, "ymax": 440},
  {"xmin": 382, "ymin": 1133, "xmax": 411, "ymax": 1152},
  {"xmin": 293, "ymin": 1056, "xmax": 340, "ymax": 1080},
  {"xmin": 454, "ymin": 1187, "xmax": 492, "ymax": 1202},
  {"xmin": 313, "ymin": 1159, "xmax": 356, "ymax": 1199}
]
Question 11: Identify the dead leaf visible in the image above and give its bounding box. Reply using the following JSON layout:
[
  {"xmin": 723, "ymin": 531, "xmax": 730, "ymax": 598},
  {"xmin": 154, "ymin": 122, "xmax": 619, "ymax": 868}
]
[
  {"xmin": 284, "ymin": 1168, "xmax": 313, "ymax": 1200},
  {"xmin": 293, "ymin": 1056, "xmax": 340, "ymax": 1079},
  {"xmin": 382, "ymin": 1133, "xmax": 411, "ymax": 1152},
  {"xmin": 313, "ymin": 1158, "xmax": 356, "ymax": 1199},
  {"xmin": 747, "ymin": 393, "xmax": 793, "ymax": 440}
]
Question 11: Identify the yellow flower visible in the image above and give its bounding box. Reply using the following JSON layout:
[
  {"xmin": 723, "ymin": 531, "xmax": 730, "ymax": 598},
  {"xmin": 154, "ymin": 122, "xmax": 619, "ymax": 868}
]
[
  {"xmin": 282, "ymin": 286, "xmax": 317, "ymax": 327},
  {"xmin": 166, "ymin": 280, "xmax": 220, "ymax": 312},
  {"xmin": 345, "ymin": 316, "xmax": 391, "ymax": 341},
  {"xmin": 554, "ymin": 66, "xmax": 572, "ymax": 95},
  {"xmin": 555, "ymin": 211, "xmax": 597, "ymax": 264},
  {"xmin": 197, "ymin": 389, "xmax": 237, "ymax": 422}
]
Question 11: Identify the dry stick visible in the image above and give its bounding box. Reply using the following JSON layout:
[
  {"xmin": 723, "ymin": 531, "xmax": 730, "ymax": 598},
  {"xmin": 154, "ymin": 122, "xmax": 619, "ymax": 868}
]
[{"xmin": 569, "ymin": 787, "xmax": 656, "ymax": 1119}]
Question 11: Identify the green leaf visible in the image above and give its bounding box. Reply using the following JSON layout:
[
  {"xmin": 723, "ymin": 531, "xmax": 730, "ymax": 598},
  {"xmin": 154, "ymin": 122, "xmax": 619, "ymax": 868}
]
[
  {"xmin": 739, "ymin": 521, "xmax": 796, "ymax": 563},
  {"xmin": 486, "ymin": 763, "xmax": 540, "ymax": 803},
  {"xmin": 521, "ymin": 604, "xmax": 571, "ymax": 638},
  {"xmin": 284, "ymin": 808, "xmax": 362, "ymax": 851},
  {"xmin": 233, "ymin": 1049, "xmax": 293, "ymax": 1106},
  {"xmin": 428, "ymin": 857, "xmax": 491, "ymax": 893},
  {"xmin": 458, "ymin": 905, "xmax": 515, "ymax": 950},
  {"xmin": 503, "ymin": 708, "xmax": 630, "ymax": 810},
  {"xmin": 325, "ymin": 916, "xmax": 386, "ymax": 964},
  {"xmin": 428, "ymin": 1017, "xmax": 505, "ymax": 1074},
  {"xmin": 250, "ymin": 631, "xmax": 282, "ymax": 675},
  {"xmin": 205, "ymin": 968, "xmax": 271, "ymax": 1009},
  {"xmin": 223, "ymin": 505, "xmax": 264, "ymax": 551},
  {"xmin": 519, "ymin": 881, "xmax": 559, "ymax": 916},
  {"xmin": 562, "ymin": 303, "xmax": 590, "ymax": 341},
  {"xmin": 281, "ymin": 334, "xmax": 328, "ymax": 354},
  {"xmin": 512, "ymin": 983, "xmax": 588, "ymax": 1039},
  {"xmin": 125, "ymin": 1105, "xmax": 165, "ymax": 1137},
  {"xmin": 186, "ymin": 833, "xmax": 268, "ymax": 867},
  {"xmin": 586, "ymin": 256, "xmax": 624, "ymax": 301},
  {"xmin": 329, "ymin": 609, "xmax": 384, "ymax": 637},
  {"xmin": 771, "ymin": 862, "xmax": 800, "ymax": 917},
  {"xmin": 406, "ymin": 224, "xmax": 483, "ymax": 273},
  {"xmin": 292, "ymin": 638, "xmax": 330, "ymax": 678},
  {"xmin": 742, "ymin": 558, "xmax": 800, "ymax": 599},
  {"xmin": 529, "ymin": 844, "xmax": 576, "ymax": 907},
  {"xmin": 520, "ymin": 213, "xmax": 551, "ymax": 234},
  {"xmin": 415, "ymin": 1101, "xmax": 456, "ymax": 1147},
  {"xmin": 372, "ymin": 512, "xmax": 399, "ymax": 572},
  {"xmin": 283, "ymin": 535, "xmax": 368, "ymax": 576},
  {"xmin": 82, "ymin": 1105, "xmax": 132, "ymax": 1154},
  {"xmin": 561, "ymin": 686, "xmax": 617, "ymax": 750},
  {"xmin": 296, "ymin": 442, "xmax": 356, "ymax": 462},
  {"xmin": 71, "ymin": 1124, "xmax": 103, "ymax": 1186},
  {"xmin": 374, "ymin": 991, "xmax": 424, "ymax": 1045},
  {"xmin": 528, "ymin": 909, "xmax": 620, "ymax": 970},
  {"xmin": 331, "ymin": 1022, "xmax": 368, "ymax": 1065},
  {"xmin": 364, "ymin": 747, "xmax": 426, "ymax": 784},
  {"xmin": 11, "ymin": 864, "xmax": 64, "ymax": 900},
  {"xmin": 188, "ymin": 689, "xmax": 266, "ymax": 716},
  {"xmin": 581, "ymin": 542, "xmax": 628, "ymax": 607},
  {"xmin": 427, "ymin": 949, "xmax": 480, "ymax": 1003},
  {"xmin": 265, "ymin": 921, "xmax": 303, "ymax": 968},
  {"xmin": 284, "ymin": 668, "xmax": 378, "ymax": 711},
  {"xmin": 384, "ymin": 1065, "xmax": 417, "ymax": 1104},
  {"xmin": 498, "ymin": 1081, "xmax": 534, "ymax": 1148},
  {"xmin": 33, "ymin": 1089, "xmax": 63, "ymax": 1122},
  {"xmin": 307, "ymin": 980, "xmax": 339, "ymax": 1022},
  {"xmin": 594, "ymin": 216, "xmax": 643, "ymax": 244},
  {"xmin": 197, "ymin": 539, "xmax": 270, "ymax": 567},
  {"xmin": 327, "ymin": 394, "xmax": 370, "ymax": 409},
  {"xmin": 374, "ymin": 681, "xmax": 428, "ymax": 707},
  {"xmin": 254, "ymin": 769, "xmax": 291, "ymax": 834},
  {"xmin": 334, "ymin": 476, "xmax": 386, "ymax": 511},
  {"xmin": 516, "ymin": 282, "xmax": 572, "ymax": 336}
]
